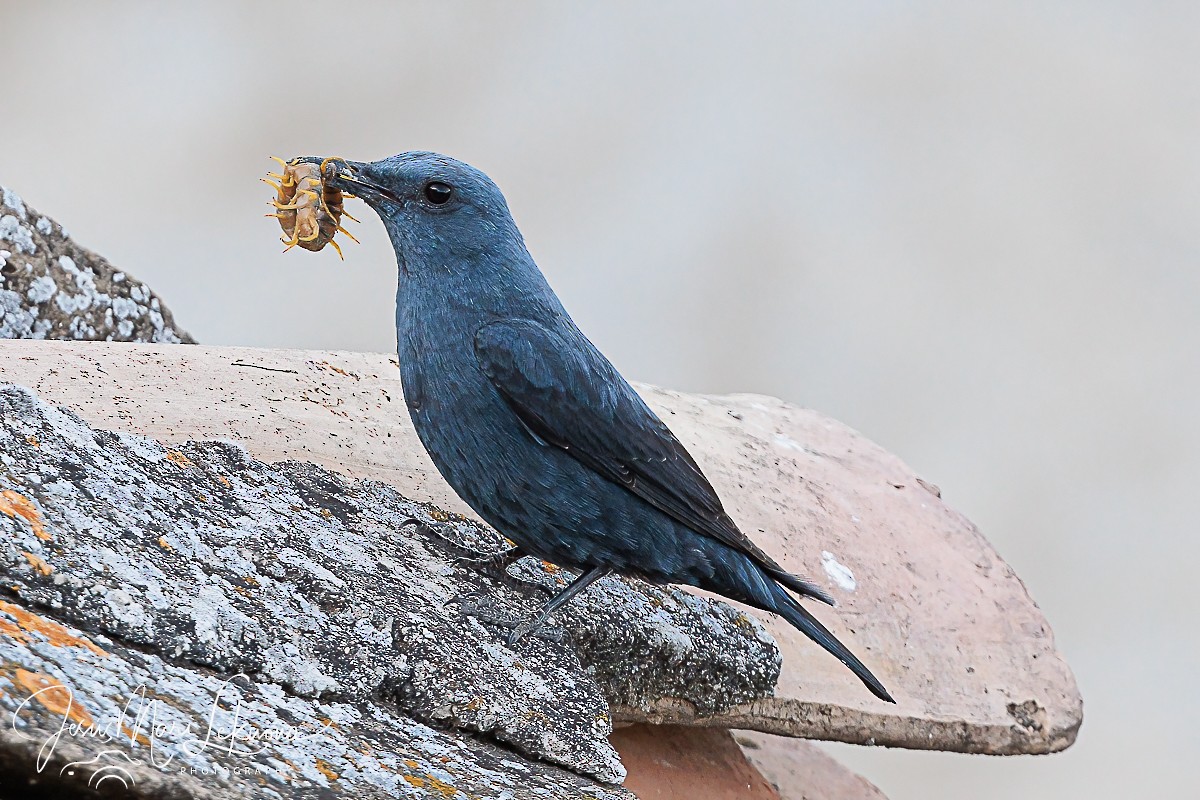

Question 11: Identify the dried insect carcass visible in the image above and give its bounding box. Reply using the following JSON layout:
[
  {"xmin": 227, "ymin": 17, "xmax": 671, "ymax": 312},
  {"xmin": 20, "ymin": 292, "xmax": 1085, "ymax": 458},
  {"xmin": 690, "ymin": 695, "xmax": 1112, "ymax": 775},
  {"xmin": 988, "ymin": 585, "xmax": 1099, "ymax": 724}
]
[{"xmin": 263, "ymin": 157, "xmax": 359, "ymax": 258}]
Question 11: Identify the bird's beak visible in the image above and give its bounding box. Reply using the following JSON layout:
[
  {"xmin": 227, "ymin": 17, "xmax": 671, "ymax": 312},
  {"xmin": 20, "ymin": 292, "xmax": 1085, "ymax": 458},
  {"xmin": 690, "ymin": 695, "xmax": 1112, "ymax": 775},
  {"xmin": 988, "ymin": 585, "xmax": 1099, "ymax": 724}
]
[
  {"xmin": 285, "ymin": 156, "xmax": 399, "ymax": 207},
  {"xmin": 320, "ymin": 159, "xmax": 401, "ymax": 208}
]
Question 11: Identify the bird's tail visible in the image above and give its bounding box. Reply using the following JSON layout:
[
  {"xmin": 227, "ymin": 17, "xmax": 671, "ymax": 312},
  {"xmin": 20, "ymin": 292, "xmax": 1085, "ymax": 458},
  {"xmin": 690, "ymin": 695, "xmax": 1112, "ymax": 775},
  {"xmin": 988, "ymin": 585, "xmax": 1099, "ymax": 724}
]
[
  {"xmin": 707, "ymin": 548, "xmax": 895, "ymax": 703},
  {"xmin": 764, "ymin": 564, "xmax": 836, "ymax": 606},
  {"xmin": 767, "ymin": 581, "xmax": 895, "ymax": 703}
]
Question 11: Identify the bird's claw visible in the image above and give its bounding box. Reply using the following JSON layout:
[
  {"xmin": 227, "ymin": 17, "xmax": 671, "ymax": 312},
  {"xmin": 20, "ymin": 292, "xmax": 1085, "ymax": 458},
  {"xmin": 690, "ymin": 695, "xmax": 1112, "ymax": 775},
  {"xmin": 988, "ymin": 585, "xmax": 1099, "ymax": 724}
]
[
  {"xmin": 403, "ymin": 518, "xmax": 523, "ymax": 574},
  {"xmin": 453, "ymin": 594, "xmax": 567, "ymax": 644},
  {"xmin": 506, "ymin": 619, "xmax": 552, "ymax": 645},
  {"xmin": 443, "ymin": 587, "xmax": 492, "ymax": 609},
  {"xmin": 405, "ymin": 517, "xmax": 550, "ymax": 605},
  {"xmin": 456, "ymin": 546, "xmax": 524, "ymax": 572}
]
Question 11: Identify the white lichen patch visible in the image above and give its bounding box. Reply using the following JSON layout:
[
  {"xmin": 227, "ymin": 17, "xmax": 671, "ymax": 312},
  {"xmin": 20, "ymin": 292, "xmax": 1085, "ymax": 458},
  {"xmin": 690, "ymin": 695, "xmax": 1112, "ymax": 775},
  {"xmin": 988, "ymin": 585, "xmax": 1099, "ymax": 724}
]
[
  {"xmin": 0, "ymin": 289, "xmax": 36, "ymax": 338},
  {"xmin": 111, "ymin": 295, "xmax": 141, "ymax": 319},
  {"xmin": 0, "ymin": 214, "xmax": 35, "ymax": 254},
  {"xmin": 822, "ymin": 550, "xmax": 858, "ymax": 592},
  {"xmin": 276, "ymin": 547, "xmax": 346, "ymax": 588},
  {"xmin": 25, "ymin": 275, "xmax": 56, "ymax": 304},
  {"xmin": 0, "ymin": 188, "xmax": 194, "ymax": 343},
  {"xmin": 1, "ymin": 185, "xmax": 27, "ymax": 219}
]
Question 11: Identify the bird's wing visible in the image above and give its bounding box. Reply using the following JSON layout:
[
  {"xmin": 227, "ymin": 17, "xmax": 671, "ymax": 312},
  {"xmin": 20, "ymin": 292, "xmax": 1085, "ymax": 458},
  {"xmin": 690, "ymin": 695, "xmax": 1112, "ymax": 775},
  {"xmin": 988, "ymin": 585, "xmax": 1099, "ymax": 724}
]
[{"xmin": 474, "ymin": 319, "xmax": 831, "ymax": 603}]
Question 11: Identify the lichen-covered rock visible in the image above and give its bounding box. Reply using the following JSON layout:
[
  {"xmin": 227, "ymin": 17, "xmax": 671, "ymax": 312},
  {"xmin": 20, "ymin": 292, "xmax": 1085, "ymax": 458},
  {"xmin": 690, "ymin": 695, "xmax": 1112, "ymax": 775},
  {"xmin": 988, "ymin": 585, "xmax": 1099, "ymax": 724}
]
[
  {"xmin": 0, "ymin": 384, "xmax": 780, "ymax": 797},
  {"xmin": 0, "ymin": 186, "xmax": 194, "ymax": 343},
  {"xmin": 0, "ymin": 602, "xmax": 631, "ymax": 800},
  {"xmin": 513, "ymin": 558, "xmax": 781, "ymax": 718},
  {"xmin": 0, "ymin": 341, "xmax": 1085, "ymax": 757}
]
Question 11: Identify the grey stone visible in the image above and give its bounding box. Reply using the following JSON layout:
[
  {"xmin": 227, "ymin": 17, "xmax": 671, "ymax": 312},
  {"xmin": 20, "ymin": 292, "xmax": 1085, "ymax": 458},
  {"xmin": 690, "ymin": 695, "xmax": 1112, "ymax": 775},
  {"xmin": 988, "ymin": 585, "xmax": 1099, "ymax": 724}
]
[
  {"xmin": 0, "ymin": 341, "xmax": 1082, "ymax": 755},
  {"xmin": 0, "ymin": 383, "xmax": 780, "ymax": 797},
  {"xmin": 0, "ymin": 185, "xmax": 194, "ymax": 343}
]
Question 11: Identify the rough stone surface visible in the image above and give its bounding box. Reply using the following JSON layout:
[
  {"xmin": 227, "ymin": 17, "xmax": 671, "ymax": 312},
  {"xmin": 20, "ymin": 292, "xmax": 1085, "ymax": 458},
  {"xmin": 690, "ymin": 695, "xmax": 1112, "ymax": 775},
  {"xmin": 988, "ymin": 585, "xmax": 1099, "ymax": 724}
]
[
  {"xmin": 0, "ymin": 384, "xmax": 781, "ymax": 796},
  {"xmin": 0, "ymin": 185, "xmax": 194, "ymax": 344},
  {"xmin": 611, "ymin": 725, "xmax": 781, "ymax": 800},
  {"xmin": 0, "ymin": 603, "xmax": 629, "ymax": 800},
  {"xmin": 0, "ymin": 340, "xmax": 1084, "ymax": 755},
  {"xmin": 735, "ymin": 732, "xmax": 889, "ymax": 800}
]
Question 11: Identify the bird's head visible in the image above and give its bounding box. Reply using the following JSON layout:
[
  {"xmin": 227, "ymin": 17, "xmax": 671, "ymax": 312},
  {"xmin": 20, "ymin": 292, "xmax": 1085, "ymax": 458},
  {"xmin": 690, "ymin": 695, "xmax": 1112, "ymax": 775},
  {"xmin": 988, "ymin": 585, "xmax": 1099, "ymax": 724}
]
[{"xmin": 324, "ymin": 152, "xmax": 525, "ymax": 271}]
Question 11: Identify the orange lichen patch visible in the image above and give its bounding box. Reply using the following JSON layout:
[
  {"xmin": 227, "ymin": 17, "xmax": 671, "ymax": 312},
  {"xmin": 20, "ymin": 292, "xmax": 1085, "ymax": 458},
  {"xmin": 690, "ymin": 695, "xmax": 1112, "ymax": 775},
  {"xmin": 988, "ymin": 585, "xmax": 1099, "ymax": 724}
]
[
  {"xmin": 404, "ymin": 759, "xmax": 419, "ymax": 769},
  {"xmin": 0, "ymin": 490, "xmax": 51, "ymax": 541},
  {"xmin": 21, "ymin": 552, "xmax": 52, "ymax": 576},
  {"xmin": 157, "ymin": 536, "xmax": 174, "ymax": 552},
  {"xmin": 13, "ymin": 669, "xmax": 95, "ymax": 728},
  {"xmin": 165, "ymin": 450, "xmax": 195, "ymax": 468},
  {"xmin": 119, "ymin": 722, "xmax": 152, "ymax": 747},
  {"xmin": 216, "ymin": 476, "xmax": 232, "ymax": 488},
  {"xmin": 428, "ymin": 776, "xmax": 462, "ymax": 798},
  {"xmin": 24, "ymin": 435, "xmax": 39, "ymax": 448},
  {"xmin": 0, "ymin": 600, "xmax": 108, "ymax": 657},
  {"xmin": 0, "ymin": 618, "xmax": 28, "ymax": 643},
  {"xmin": 401, "ymin": 773, "xmax": 460, "ymax": 799},
  {"xmin": 315, "ymin": 759, "xmax": 340, "ymax": 782},
  {"xmin": 318, "ymin": 508, "xmax": 333, "ymax": 520}
]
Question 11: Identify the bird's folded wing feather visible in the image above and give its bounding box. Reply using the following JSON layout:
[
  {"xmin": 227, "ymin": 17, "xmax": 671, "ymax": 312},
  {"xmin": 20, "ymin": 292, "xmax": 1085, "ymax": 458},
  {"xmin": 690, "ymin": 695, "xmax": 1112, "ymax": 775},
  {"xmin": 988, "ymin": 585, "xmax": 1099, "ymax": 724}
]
[{"xmin": 474, "ymin": 318, "xmax": 787, "ymax": 573}]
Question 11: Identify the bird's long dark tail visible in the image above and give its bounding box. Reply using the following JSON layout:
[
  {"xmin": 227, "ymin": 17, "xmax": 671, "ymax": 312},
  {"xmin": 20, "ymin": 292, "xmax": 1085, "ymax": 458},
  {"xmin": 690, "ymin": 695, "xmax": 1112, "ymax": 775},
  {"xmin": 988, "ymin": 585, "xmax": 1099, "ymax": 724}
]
[
  {"xmin": 767, "ymin": 580, "xmax": 895, "ymax": 703},
  {"xmin": 709, "ymin": 548, "xmax": 895, "ymax": 703}
]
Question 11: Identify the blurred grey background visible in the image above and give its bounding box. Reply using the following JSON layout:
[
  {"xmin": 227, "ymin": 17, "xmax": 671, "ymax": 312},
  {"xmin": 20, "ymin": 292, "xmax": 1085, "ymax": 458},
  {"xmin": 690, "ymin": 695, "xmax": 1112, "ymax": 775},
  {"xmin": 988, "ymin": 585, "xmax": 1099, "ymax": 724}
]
[{"xmin": 2, "ymin": 1, "xmax": 1195, "ymax": 797}]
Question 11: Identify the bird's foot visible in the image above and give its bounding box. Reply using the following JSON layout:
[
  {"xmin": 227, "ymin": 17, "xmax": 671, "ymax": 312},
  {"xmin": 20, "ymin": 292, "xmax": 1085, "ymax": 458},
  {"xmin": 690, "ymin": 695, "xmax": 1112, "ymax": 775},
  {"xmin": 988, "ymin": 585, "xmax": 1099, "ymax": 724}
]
[
  {"xmin": 404, "ymin": 517, "xmax": 520, "ymax": 570},
  {"xmin": 400, "ymin": 516, "xmax": 481, "ymax": 557},
  {"xmin": 452, "ymin": 593, "xmax": 567, "ymax": 644},
  {"xmin": 402, "ymin": 518, "xmax": 545, "ymax": 597},
  {"xmin": 506, "ymin": 617, "xmax": 552, "ymax": 646},
  {"xmin": 478, "ymin": 560, "xmax": 549, "ymax": 601},
  {"xmin": 443, "ymin": 587, "xmax": 492, "ymax": 609},
  {"xmin": 457, "ymin": 545, "xmax": 524, "ymax": 573}
]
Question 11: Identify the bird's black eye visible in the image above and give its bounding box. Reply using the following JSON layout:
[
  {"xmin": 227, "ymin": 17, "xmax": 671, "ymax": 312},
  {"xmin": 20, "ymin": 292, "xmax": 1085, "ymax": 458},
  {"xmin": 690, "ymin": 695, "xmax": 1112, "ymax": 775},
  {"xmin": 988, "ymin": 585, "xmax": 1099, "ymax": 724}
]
[{"xmin": 423, "ymin": 181, "xmax": 453, "ymax": 205}]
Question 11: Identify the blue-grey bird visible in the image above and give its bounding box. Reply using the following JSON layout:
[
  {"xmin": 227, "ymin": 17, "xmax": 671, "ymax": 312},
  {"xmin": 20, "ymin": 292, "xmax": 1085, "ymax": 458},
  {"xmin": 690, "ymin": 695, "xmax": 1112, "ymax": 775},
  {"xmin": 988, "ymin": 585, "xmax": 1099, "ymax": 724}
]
[{"xmin": 324, "ymin": 152, "xmax": 894, "ymax": 702}]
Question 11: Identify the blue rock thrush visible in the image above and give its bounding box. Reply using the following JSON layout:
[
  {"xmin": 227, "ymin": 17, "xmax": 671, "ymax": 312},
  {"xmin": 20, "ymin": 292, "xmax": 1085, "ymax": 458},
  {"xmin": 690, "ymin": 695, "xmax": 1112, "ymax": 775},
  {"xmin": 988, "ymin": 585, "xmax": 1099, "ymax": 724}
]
[{"xmin": 325, "ymin": 152, "xmax": 894, "ymax": 702}]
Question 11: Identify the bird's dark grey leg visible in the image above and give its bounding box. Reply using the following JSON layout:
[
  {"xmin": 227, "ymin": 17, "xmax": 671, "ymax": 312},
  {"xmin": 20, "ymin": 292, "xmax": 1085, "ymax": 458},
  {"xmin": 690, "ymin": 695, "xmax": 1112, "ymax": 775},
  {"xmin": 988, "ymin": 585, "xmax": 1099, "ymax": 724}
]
[{"xmin": 506, "ymin": 566, "xmax": 612, "ymax": 645}]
